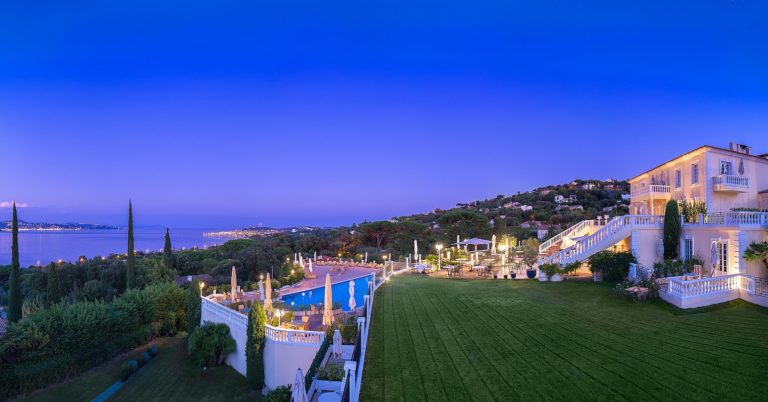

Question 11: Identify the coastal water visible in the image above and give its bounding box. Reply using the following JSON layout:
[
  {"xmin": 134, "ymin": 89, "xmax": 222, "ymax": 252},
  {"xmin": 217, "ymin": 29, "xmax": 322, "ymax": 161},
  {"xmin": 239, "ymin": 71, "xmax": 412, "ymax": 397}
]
[{"xmin": 0, "ymin": 228, "xmax": 228, "ymax": 267}]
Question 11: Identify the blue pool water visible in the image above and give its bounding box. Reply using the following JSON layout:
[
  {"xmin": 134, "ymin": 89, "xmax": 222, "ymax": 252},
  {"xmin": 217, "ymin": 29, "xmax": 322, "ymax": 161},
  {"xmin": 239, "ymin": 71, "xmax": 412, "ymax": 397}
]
[{"xmin": 281, "ymin": 274, "xmax": 373, "ymax": 311}]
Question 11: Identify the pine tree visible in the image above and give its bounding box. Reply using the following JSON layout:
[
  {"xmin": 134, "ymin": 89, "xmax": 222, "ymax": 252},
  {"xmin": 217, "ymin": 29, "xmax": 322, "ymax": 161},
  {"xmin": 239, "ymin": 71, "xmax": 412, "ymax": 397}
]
[
  {"xmin": 187, "ymin": 279, "xmax": 202, "ymax": 335},
  {"xmin": 46, "ymin": 263, "xmax": 61, "ymax": 306},
  {"xmin": 663, "ymin": 200, "xmax": 681, "ymax": 260},
  {"xmin": 163, "ymin": 228, "xmax": 175, "ymax": 278},
  {"xmin": 246, "ymin": 302, "xmax": 267, "ymax": 390},
  {"xmin": 8, "ymin": 202, "xmax": 22, "ymax": 323},
  {"xmin": 126, "ymin": 200, "xmax": 136, "ymax": 289}
]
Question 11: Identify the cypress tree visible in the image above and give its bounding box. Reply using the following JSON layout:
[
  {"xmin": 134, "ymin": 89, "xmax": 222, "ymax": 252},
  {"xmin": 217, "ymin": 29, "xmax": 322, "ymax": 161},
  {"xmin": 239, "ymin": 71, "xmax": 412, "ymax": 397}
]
[
  {"xmin": 163, "ymin": 228, "xmax": 175, "ymax": 278},
  {"xmin": 663, "ymin": 200, "xmax": 681, "ymax": 260},
  {"xmin": 187, "ymin": 279, "xmax": 202, "ymax": 335},
  {"xmin": 126, "ymin": 200, "xmax": 136, "ymax": 289},
  {"xmin": 246, "ymin": 302, "xmax": 266, "ymax": 390},
  {"xmin": 8, "ymin": 202, "xmax": 22, "ymax": 323},
  {"xmin": 46, "ymin": 263, "xmax": 61, "ymax": 306}
]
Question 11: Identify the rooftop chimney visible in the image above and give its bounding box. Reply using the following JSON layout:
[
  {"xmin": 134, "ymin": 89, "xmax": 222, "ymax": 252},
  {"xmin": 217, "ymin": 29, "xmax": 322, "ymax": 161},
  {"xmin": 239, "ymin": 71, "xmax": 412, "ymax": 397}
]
[{"xmin": 729, "ymin": 142, "xmax": 751, "ymax": 155}]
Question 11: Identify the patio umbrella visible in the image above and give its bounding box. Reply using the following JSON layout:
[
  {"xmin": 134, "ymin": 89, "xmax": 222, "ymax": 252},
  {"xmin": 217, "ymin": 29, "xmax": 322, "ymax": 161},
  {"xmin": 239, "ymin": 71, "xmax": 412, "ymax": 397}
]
[
  {"xmin": 456, "ymin": 235, "xmax": 460, "ymax": 249},
  {"xmin": 492, "ymin": 235, "xmax": 497, "ymax": 255},
  {"xmin": 314, "ymin": 251, "xmax": 317, "ymax": 262},
  {"xmin": 348, "ymin": 280, "xmax": 356, "ymax": 310},
  {"xmin": 291, "ymin": 368, "xmax": 308, "ymax": 402},
  {"xmin": 505, "ymin": 238, "xmax": 510, "ymax": 257},
  {"xmin": 230, "ymin": 266, "xmax": 237, "ymax": 302},
  {"xmin": 265, "ymin": 273, "xmax": 272, "ymax": 311},
  {"xmin": 365, "ymin": 251, "xmax": 368, "ymax": 263},
  {"xmin": 308, "ymin": 259, "xmax": 313, "ymax": 273},
  {"xmin": 710, "ymin": 242, "xmax": 718, "ymax": 269},
  {"xmin": 322, "ymin": 273, "xmax": 334, "ymax": 326},
  {"xmin": 657, "ymin": 238, "xmax": 664, "ymax": 259},
  {"xmin": 414, "ymin": 240, "xmax": 418, "ymax": 260},
  {"xmin": 258, "ymin": 279, "xmax": 265, "ymax": 301},
  {"xmin": 332, "ymin": 328, "xmax": 342, "ymax": 358}
]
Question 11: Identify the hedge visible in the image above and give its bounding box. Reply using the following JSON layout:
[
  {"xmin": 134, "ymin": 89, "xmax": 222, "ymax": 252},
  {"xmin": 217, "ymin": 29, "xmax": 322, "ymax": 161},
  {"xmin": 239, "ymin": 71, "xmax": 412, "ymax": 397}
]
[{"xmin": 0, "ymin": 282, "xmax": 186, "ymax": 399}]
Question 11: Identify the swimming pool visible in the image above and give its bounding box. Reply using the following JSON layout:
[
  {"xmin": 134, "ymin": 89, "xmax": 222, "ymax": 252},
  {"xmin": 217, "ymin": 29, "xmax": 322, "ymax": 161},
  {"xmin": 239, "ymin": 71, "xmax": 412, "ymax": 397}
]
[{"xmin": 280, "ymin": 274, "xmax": 373, "ymax": 312}]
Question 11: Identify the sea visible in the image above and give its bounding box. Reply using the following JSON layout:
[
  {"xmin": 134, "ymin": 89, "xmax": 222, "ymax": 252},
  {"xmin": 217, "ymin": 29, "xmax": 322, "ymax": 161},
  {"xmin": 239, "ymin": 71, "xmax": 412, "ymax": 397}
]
[{"xmin": 0, "ymin": 228, "xmax": 231, "ymax": 267}]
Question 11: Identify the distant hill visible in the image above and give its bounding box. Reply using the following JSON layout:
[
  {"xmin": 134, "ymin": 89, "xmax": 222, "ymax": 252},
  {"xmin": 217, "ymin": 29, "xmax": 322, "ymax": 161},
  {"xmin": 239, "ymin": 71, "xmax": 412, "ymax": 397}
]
[
  {"xmin": 0, "ymin": 220, "xmax": 117, "ymax": 231},
  {"xmin": 388, "ymin": 179, "xmax": 630, "ymax": 240}
]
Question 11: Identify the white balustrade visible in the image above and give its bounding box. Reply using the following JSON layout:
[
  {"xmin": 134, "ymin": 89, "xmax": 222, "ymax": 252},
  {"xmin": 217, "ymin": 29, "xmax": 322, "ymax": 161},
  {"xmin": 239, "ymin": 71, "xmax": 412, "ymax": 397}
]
[
  {"xmin": 699, "ymin": 212, "xmax": 768, "ymax": 227},
  {"xmin": 201, "ymin": 296, "xmax": 248, "ymax": 327},
  {"xmin": 540, "ymin": 215, "xmax": 664, "ymax": 265},
  {"xmin": 712, "ymin": 174, "xmax": 749, "ymax": 188},
  {"xmin": 667, "ymin": 274, "xmax": 749, "ymax": 298},
  {"xmin": 264, "ymin": 325, "xmax": 325, "ymax": 345},
  {"xmin": 539, "ymin": 219, "xmax": 599, "ymax": 253},
  {"xmin": 633, "ymin": 184, "xmax": 671, "ymax": 197}
]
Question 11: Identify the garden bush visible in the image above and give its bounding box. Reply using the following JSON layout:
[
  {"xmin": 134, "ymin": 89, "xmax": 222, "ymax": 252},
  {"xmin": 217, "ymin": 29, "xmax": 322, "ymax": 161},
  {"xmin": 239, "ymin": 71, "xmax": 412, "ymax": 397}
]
[
  {"xmin": 149, "ymin": 344, "xmax": 159, "ymax": 356},
  {"xmin": 587, "ymin": 251, "xmax": 636, "ymax": 282},
  {"xmin": 317, "ymin": 362, "xmax": 344, "ymax": 381},
  {"xmin": 0, "ymin": 282, "xmax": 186, "ymax": 399},
  {"xmin": 264, "ymin": 385, "xmax": 292, "ymax": 402},
  {"xmin": 187, "ymin": 322, "xmax": 236, "ymax": 367},
  {"xmin": 141, "ymin": 351, "xmax": 151, "ymax": 364}
]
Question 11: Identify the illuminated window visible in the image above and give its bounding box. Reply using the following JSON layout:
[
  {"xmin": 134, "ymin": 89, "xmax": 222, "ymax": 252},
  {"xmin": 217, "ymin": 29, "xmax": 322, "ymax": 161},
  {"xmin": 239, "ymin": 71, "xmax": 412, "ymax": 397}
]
[{"xmin": 691, "ymin": 163, "xmax": 699, "ymax": 184}]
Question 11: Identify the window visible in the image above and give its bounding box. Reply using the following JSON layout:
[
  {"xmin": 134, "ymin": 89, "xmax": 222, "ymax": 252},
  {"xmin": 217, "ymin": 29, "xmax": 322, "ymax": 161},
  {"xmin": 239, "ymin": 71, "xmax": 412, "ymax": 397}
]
[
  {"xmin": 675, "ymin": 169, "xmax": 682, "ymax": 188},
  {"xmin": 714, "ymin": 241, "xmax": 728, "ymax": 273},
  {"xmin": 683, "ymin": 238, "xmax": 693, "ymax": 261},
  {"xmin": 719, "ymin": 160, "xmax": 732, "ymax": 175},
  {"xmin": 691, "ymin": 162, "xmax": 699, "ymax": 184}
]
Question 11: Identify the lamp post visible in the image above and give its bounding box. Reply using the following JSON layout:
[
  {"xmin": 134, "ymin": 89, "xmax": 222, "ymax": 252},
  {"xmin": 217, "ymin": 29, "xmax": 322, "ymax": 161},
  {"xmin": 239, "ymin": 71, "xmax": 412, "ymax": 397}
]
[{"xmin": 436, "ymin": 243, "xmax": 444, "ymax": 270}]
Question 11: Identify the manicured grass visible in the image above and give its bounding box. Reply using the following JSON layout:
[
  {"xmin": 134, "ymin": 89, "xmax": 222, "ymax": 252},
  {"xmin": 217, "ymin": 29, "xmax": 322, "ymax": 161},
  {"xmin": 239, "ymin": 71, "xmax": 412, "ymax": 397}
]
[
  {"xmin": 18, "ymin": 337, "xmax": 179, "ymax": 402},
  {"xmin": 19, "ymin": 337, "xmax": 252, "ymax": 402},
  {"xmin": 361, "ymin": 276, "xmax": 768, "ymax": 401}
]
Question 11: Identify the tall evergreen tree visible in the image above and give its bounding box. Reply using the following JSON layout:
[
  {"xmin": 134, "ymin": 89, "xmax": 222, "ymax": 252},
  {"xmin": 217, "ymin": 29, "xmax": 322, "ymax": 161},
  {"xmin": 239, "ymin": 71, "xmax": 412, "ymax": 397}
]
[
  {"xmin": 187, "ymin": 279, "xmax": 202, "ymax": 335},
  {"xmin": 8, "ymin": 202, "xmax": 22, "ymax": 323},
  {"xmin": 46, "ymin": 263, "xmax": 61, "ymax": 306},
  {"xmin": 663, "ymin": 200, "xmax": 681, "ymax": 260},
  {"xmin": 246, "ymin": 302, "xmax": 267, "ymax": 390},
  {"xmin": 126, "ymin": 200, "xmax": 136, "ymax": 289},
  {"xmin": 163, "ymin": 228, "xmax": 175, "ymax": 277}
]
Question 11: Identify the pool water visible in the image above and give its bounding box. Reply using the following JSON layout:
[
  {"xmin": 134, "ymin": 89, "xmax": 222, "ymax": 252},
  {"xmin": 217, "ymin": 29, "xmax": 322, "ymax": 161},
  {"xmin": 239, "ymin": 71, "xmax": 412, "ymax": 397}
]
[{"xmin": 281, "ymin": 274, "xmax": 373, "ymax": 311}]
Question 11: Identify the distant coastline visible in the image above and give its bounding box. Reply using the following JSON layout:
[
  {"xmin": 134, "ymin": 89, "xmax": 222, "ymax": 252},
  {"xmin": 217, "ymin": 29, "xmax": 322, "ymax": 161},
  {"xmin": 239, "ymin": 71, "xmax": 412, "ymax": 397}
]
[
  {"xmin": 0, "ymin": 220, "xmax": 117, "ymax": 232},
  {"xmin": 203, "ymin": 226, "xmax": 323, "ymax": 239}
]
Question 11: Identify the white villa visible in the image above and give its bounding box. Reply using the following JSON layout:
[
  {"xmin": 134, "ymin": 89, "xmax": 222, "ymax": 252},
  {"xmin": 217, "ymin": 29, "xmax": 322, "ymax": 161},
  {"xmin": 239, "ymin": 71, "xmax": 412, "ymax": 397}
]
[{"xmin": 540, "ymin": 143, "xmax": 768, "ymax": 308}]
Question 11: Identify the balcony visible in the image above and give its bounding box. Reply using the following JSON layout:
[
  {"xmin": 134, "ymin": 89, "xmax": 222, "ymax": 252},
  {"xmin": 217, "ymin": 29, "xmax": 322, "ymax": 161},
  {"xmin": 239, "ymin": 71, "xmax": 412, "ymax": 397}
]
[
  {"xmin": 632, "ymin": 184, "xmax": 671, "ymax": 199},
  {"xmin": 712, "ymin": 174, "xmax": 749, "ymax": 193}
]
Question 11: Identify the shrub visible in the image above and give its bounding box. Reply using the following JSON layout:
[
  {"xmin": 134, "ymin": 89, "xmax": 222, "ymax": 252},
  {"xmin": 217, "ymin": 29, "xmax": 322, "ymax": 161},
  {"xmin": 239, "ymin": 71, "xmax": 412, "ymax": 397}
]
[
  {"xmin": 539, "ymin": 264, "xmax": 561, "ymax": 281},
  {"xmin": 128, "ymin": 359, "xmax": 139, "ymax": 372},
  {"xmin": 149, "ymin": 344, "xmax": 159, "ymax": 356},
  {"xmin": 141, "ymin": 352, "xmax": 151, "ymax": 364},
  {"xmin": 653, "ymin": 260, "xmax": 686, "ymax": 278},
  {"xmin": 0, "ymin": 282, "xmax": 186, "ymax": 399},
  {"xmin": 305, "ymin": 326, "xmax": 334, "ymax": 390},
  {"xmin": 316, "ymin": 362, "xmax": 344, "ymax": 381},
  {"xmin": 246, "ymin": 302, "xmax": 266, "ymax": 390},
  {"xmin": 264, "ymin": 385, "xmax": 292, "ymax": 402},
  {"xmin": 663, "ymin": 200, "xmax": 681, "ymax": 260},
  {"xmin": 187, "ymin": 322, "xmax": 236, "ymax": 367},
  {"xmin": 588, "ymin": 251, "xmax": 636, "ymax": 283}
]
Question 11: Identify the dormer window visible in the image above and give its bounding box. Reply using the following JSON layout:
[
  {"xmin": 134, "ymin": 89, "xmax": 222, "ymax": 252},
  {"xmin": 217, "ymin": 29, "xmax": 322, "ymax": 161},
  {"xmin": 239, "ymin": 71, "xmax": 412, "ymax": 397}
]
[{"xmin": 719, "ymin": 160, "xmax": 732, "ymax": 175}]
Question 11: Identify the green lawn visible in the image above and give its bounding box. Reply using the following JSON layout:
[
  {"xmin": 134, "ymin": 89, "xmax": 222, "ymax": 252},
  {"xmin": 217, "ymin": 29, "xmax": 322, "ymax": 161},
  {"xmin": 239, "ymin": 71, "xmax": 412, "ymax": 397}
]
[
  {"xmin": 361, "ymin": 276, "xmax": 768, "ymax": 401},
  {"xmin": 19, "ymin": 337, "xmax": 252, "ymax": 402}
]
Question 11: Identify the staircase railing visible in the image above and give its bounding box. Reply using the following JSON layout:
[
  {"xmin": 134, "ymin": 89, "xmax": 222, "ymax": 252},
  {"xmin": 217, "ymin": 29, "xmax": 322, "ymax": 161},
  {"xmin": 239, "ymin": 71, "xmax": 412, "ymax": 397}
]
[
  {"xmin": 538, "ymin": 219, "xmax": 599, "ymax": 254},
  {"xmin": 540, "ymin": 215, "xmax": 664, "ymax": 265}
]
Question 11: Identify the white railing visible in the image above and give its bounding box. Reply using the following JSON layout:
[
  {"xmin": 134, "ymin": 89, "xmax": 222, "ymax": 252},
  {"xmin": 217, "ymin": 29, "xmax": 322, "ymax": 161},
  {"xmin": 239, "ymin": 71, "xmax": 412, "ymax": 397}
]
[
  {"xmin": 632, "ymin": 184, "xmax": 671, "ymax": 197},
  {"xmin": 539, "ymin": 219, "xmax": 599, "ymax": 253},
  {"xmin": 540, "ymin": 215, "xmax": 664, "ymax": 265},
  {"xmin": 712, "ymin": 174, "xmax": 749, "ymax": 188},
  {"xmin": 697, "ymin": 212, "xmax": 768, "ymax": 227},
  {"xmin": 265, "ymin": 325, "xmax": 325, "ymax": 345},
  {"xmin": 667, "ymin": 274, "xmax": 746, "ymax": 297},
  {"xmin": 201, "ymin": 296, "xmax": 248, "ymax": 327}
]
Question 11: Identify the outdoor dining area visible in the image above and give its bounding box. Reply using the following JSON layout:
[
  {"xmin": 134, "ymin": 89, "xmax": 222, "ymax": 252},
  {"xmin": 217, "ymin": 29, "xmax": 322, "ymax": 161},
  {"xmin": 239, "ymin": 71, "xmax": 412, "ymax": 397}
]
[{"xmin": 407, "ymin": 236, "xmax": 527, "ymax": 279}]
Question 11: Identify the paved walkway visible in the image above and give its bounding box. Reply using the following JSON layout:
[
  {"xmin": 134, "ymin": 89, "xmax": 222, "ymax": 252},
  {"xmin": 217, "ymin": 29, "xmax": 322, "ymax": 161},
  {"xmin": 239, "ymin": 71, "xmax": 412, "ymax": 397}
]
[{"xmin": 281, "ymin": 265, "xmax": 379, "ymax": 296}]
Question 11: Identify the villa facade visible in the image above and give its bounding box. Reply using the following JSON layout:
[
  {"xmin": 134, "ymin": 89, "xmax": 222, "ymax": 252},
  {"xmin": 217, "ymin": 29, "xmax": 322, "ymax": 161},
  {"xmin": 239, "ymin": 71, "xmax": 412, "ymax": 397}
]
[{"xmin": 540, "ymin": 143, "xmax": 768, "ymax": 308}]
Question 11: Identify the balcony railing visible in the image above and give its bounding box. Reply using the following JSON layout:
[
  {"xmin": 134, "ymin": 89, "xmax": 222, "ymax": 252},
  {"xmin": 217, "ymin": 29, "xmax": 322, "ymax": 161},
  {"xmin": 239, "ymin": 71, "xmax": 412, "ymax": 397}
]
[
  {"xmin": 632, "ymin": 184, "xmax": 671, "ymax": 198},
  {"xmin": 712, "ymin": 174, "xmax": 749, "ymax": 192},
  {"xmin": 695, "ymin": 211, "xmax": 768, "ymax": 227}
]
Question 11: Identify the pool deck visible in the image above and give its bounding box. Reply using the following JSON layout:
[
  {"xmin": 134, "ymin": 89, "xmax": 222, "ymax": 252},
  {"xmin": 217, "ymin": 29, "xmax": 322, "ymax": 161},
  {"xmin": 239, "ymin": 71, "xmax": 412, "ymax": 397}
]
[{"xmin": 280, "ymin": 265, "xmax": 378, "ymax": 296}]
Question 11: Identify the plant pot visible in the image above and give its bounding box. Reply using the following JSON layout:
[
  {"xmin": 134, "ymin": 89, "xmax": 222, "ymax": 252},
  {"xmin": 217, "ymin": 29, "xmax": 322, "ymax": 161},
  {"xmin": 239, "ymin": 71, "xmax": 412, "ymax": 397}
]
[
  {"xmin": 511, "ymin": 273, "xmax": 517, "ymax": 279},
  {"xmin": 503, "ymin": 275, "xmax": 508, "ymax": 279},
  {"xmin": 493, "ymin": 275, "xmax": 498, "ymax": 279},
  {"xmin": 526, "ymin": 270, "xmax": 537, "ymax": 279},
  {"xmin": 550, "ymin": 273, "xmax": 562, "ymax": 282}
]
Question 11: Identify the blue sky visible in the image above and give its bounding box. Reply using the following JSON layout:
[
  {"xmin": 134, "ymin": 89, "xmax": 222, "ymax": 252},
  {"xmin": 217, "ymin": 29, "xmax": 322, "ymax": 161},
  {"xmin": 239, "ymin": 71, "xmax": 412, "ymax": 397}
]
[{"xmin": 1, "ymin": 1, "xmax": 767, "ymax": 228}]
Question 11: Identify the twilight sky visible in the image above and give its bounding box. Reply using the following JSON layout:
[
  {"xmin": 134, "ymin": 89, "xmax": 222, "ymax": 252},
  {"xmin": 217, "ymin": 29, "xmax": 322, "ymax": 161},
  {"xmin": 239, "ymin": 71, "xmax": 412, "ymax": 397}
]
[{"xmin": 1, "ymin": 1, "xmax": 767, "ymax": 228}]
